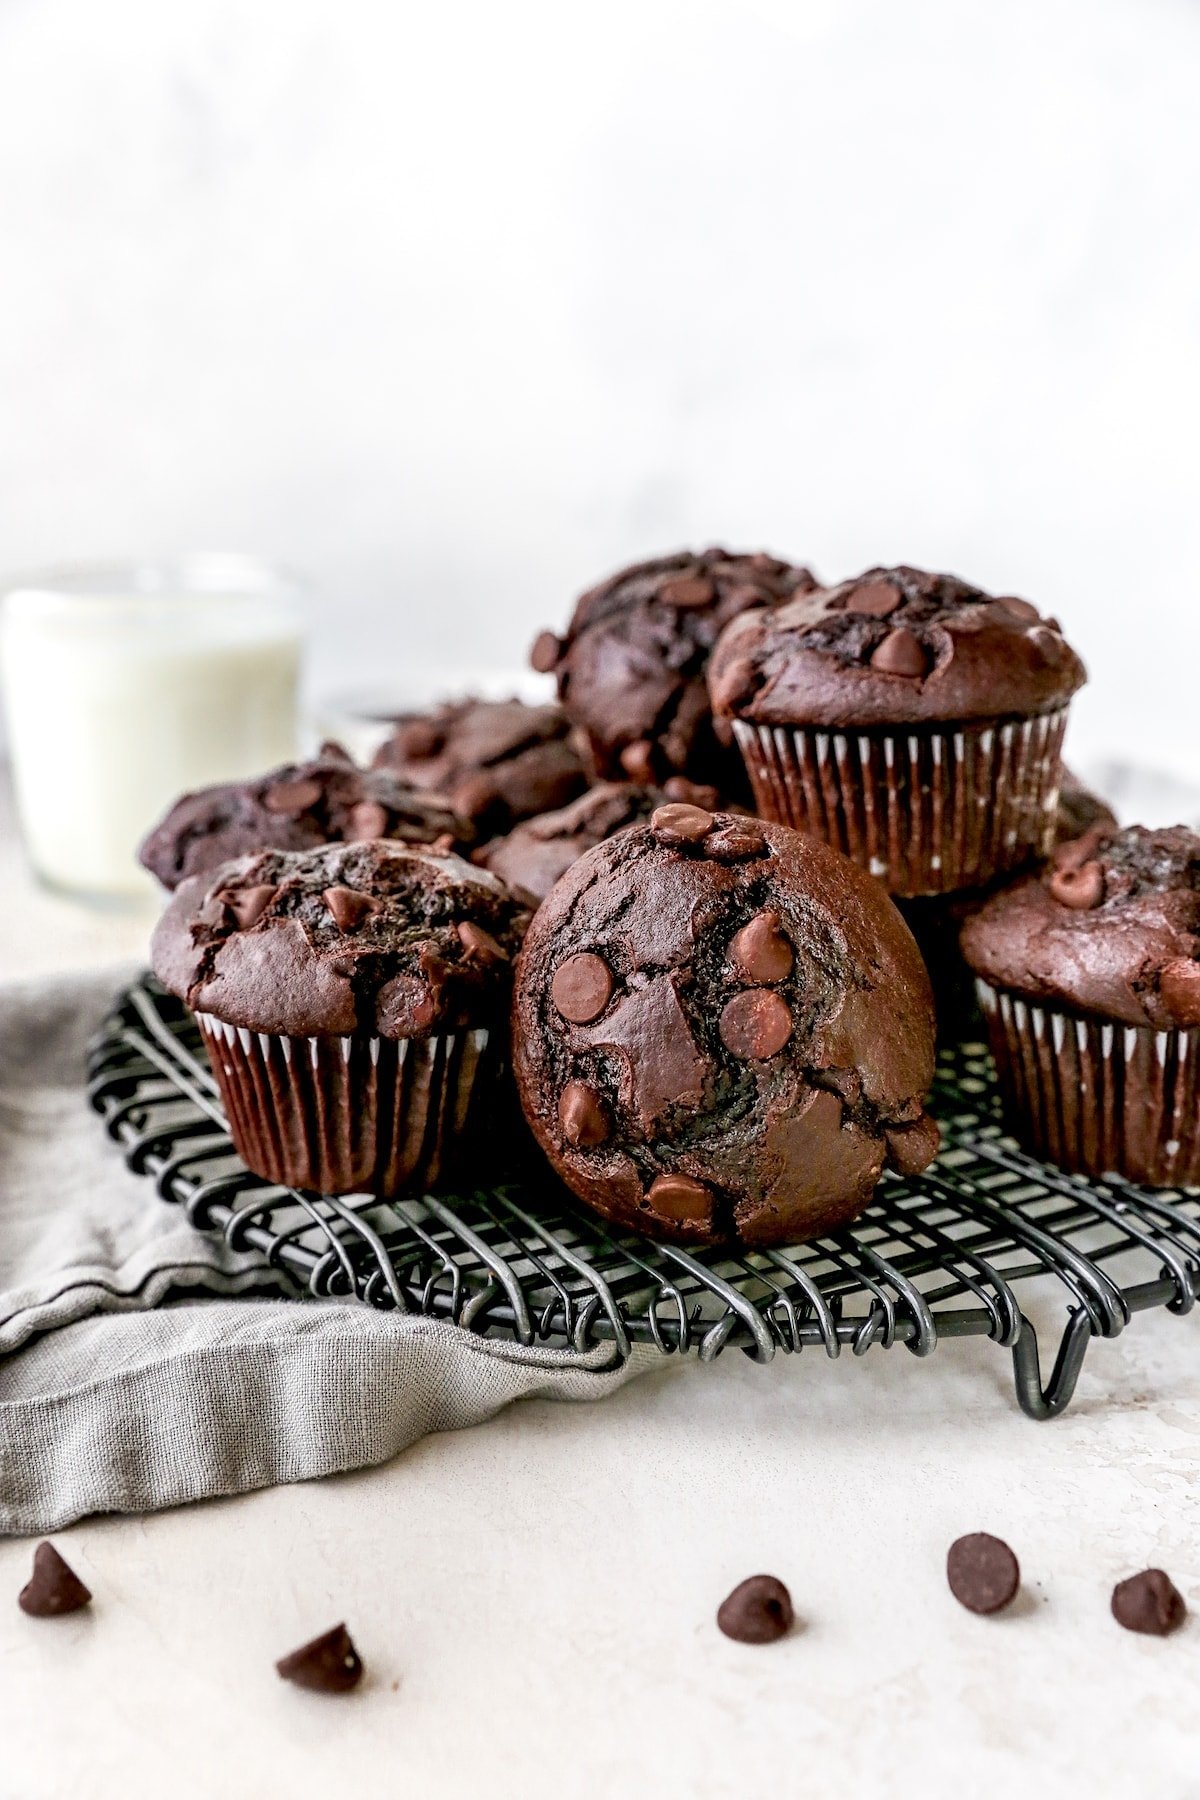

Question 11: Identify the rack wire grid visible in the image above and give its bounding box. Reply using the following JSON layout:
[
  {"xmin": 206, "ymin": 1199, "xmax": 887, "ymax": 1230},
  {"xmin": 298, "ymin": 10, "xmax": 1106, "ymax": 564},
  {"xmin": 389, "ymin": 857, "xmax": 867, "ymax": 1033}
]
[{"xmin": 88, "ymin": 973, "xmax": 1200, "ymax": 1420}]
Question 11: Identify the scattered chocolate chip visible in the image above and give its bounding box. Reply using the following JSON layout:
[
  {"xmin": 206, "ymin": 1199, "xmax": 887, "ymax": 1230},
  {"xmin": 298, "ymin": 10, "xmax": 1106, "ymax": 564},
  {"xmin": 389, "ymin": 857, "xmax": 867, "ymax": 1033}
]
[
  {"xmin": 845, "ymin": 579, "xmax": 901, "ymax": 618},
  {"xmin": 650, "ymin": 803, "xmax": 714, "ymax": 845},
  {"xmin": 870, "ymin": 626, "xmax": 930, "ymax": 678},
  {"xmin": 727, "ymin": 910, "xmax": 793, "ymax": 984},
  {"xmin": 619, "ymin": 739, "xmax": 657, "ymax": 784},
  {"xmin": 706, "ymin": 824, "xmax": 767, "ymax": 862},
  {"xmin": 1111, "ymin": 1569, "xmax": 1186, "ymax": 1637},
  {"xmin": 885, "ymin": 1111, "xmax": 941, "ymax": 1176},
  {"xmin": 456, "ymin": 920, "xmax": 506, "ymax": 963},
  {"xmin": 1048, "ymin": 861, "xmax": 1105, "ymax": 910},
  {"xmin": 218, "ymin": 884, "xmax": 278, "ymax": 930},
  {"xmin": 1158, "ymin": 958, "xmax": 1200, "ymax": 1028},
  {"xmin": 530, "ymin": 630, "xmax": 562, "ymax": 673},
  {"xmin": 645, "ymin": 1171, "xmax": 713, "ymax": 1225},
  {"xmin": 276, "ymin": 1622, "xmax": 364, "ymax": 1692},
  {"xmin": 719, "ymin": 988, "xmax": 793, "ymax": 1060},
  {"xmin": 263, "ymin": 777, "xmax": 323, "ymax": 816},
  {"xmin": 18, "ymin": 1543, "xmax": 92, "ymax": 1617},
  {"xmin": 551, "ymin": 952, "xmax": 614, "ymax": 1024},
  {"xmin": 717, "ymin": 1575, "xmax": 794, "ymax": 1644},
  {"xmin": 345, "ymin": 799, "xmax": 390, "ymax": 841},
  {"xmin": 559, "ymin": 1080, "xmax": 609, "ymax": 1147},
  {"xmin": 660, "ymin": 574, "xmax": 715, "ymax": 609},
  {"xmin": 323, "ymin": 886, "xmax": 378, "ymax": 932},
  {"xmin": 946, "ymin": 1533, "xmax": 1020, "ymax": 1615}
]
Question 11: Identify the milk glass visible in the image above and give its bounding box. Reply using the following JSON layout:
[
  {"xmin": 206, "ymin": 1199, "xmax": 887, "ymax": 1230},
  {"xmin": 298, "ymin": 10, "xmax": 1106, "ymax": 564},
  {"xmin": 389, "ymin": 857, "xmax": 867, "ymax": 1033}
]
[{"xmin": 0, "ymin": 557, "xmax": 304, "ymax": 903}]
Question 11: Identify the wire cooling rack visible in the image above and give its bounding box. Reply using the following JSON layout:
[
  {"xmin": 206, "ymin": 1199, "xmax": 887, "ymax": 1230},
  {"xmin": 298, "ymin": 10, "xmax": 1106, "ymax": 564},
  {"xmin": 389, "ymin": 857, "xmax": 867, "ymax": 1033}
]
[{"xmin": 88, "ymin": 974, "xmax": 1200, "ymax": 1420}]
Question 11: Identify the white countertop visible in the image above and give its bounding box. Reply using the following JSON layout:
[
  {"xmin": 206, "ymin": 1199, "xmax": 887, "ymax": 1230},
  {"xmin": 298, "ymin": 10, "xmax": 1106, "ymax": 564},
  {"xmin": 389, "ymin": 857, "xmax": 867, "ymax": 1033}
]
[{"xmin": 2, "ymin": 782, "xmax": 1199, "ymax": 1800}]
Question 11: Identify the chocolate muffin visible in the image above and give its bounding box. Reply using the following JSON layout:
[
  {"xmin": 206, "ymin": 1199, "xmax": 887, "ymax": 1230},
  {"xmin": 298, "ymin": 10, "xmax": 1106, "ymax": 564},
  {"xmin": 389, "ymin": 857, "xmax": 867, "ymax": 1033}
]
[
  {"xmin": 531, "ymin": 548, "xmax": 817, "ymax": 795},
  {"xmin": 512, "ymin": 804, "xmax": 939, "ymax": 1247},
  {"xmin": 708, "ymin": 565, "xmax": 1087, "ymax": 896},
  {"xmin": 371, "ymin": 698, "xmax": 586, "ymax": 836},
  {"xmin": 961, "ymin": 824, "xmax": 1200, "ymax": 1186},
  {"xmin": 477, "ymin": 776, "xmax": 719, "ymax": 906},
  {"xmin": 152, "ymin": 839, "xmax": 529, "ymax": 1195},
  {"xmin": 138, "ymin": 745, "xmax": 470, "ymax": 891},
  {"xmin": 1056, "ymin": 766, "xmax": 1118, "ymax": 843}
]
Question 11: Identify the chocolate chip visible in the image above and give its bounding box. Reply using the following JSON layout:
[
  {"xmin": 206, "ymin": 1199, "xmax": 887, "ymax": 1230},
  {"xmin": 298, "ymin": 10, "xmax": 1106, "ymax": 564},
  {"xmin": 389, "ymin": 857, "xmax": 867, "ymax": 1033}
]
[
  {"xmin": 946, "ymin": 1533, "xmax": 1020, "ymax": 1615},
  {"xmin": 345, "ymin": 800, "xmax": 390, "ymax": 841},
  {"xmin": 723, "ymin": 582, "xmax": 771, "ymax": 615},
  {"xmin": 716, "ymin": 1575, "xmax": 794, "ymax": 1644},
  {"xmin": 661, "ymin": 776, "xmax": 720, "ymax": 810},
  {"xmin": 530, "ymin": 630, "xmax": 562, "ymax": 673},
  {"xmin": 719, "ymin": 988, "xmax": 793, "ymax": 1060},
  {"xmin": 396, "ymin": 720, "xmax": 444, "ymax": 760},
  {"xmin": 645, "ymin": 1171, "xmax": 713, "ymax": 1225},
  {"xmin": 993, "ymin": 595, "xmax": 1040, "ymax": 623},
  {"xmin": 323, "ymin": 886, "xmax": 378, "ymax": 932},
  {"xmin": 18, "ymin": 1543, "xmax": 92, "ymax": 1617},
  {"xmin": 650, "ymin": 803, "xmax": 714, "ymax": 845},
  {"xmin": 1111, "ymin": 1569, "xmax": 1186, "ymax": 1636},
  {"xmin": 319, "ymin": 740, "xmax": 355, "ymax": 763},
  {"xmin": 457, "ymin": 920, "xmax": 506, "ymax": 963},
  {"xmin": 870, "ymin": 626, "xmax": 930, "ymax": 678},
  {"xmin": 559, "ymin": 1080, "xmax": 609, "ymax": 1147},
  {"xmin": 552, "ymin": 952, "xmax": 614, "ymax": 1023},
  {"xmin": 885, "ymin": 1112, "xmax": 941, "ymax": 1176},
  {"xmin": 451, "ymin": 771, "xmax": 500, "ymax": 822},
  {"xmin": 619, "ymin": 739, "xmax": 657, "ymax": 784},
  {"xmin": 430, "ymin": 833, "xmax": 456, "ymax": 855},
  {"xmin": 660, "ymin": 574, "xmax": 715, "ymax": 609},
  {"xmin": 1158, "ymin": 958, "xmax": 1200, "ymax": 1027},
  {"xmin": 218, "ymin": 883, "xmax": 278, "ymax": 930},
  {"xmin": 727, "ymin": 910, "xmax": 793, "ymax": 984},
  {"xmin": 706, "ymin": 824, "xmax": 767, "ymax": 862},
  {"xmin": 1048, "ymin": 861, "xmax": 1104, "ymax": 910},
  {"xmin": 712, "ymin": 656, "xmax": 761, "ymax": 709},
  {"xmin": 276, "ymin": 1622, "xmax": 364, "ymax": 1692},
  {"xmin": 263, "ymin": 777, "xmax": 323, "ymax": 816},
  {"xmin": 845, "ymin": 579, "xmax": 901, "ymax": 618},
  {"xmin": 1051, "ymin": 824, "xmax": 1110, "ymax": 872}
]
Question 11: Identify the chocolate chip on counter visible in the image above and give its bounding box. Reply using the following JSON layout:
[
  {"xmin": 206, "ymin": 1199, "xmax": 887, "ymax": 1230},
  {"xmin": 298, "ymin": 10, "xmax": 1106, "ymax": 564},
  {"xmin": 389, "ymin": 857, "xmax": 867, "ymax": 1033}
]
[
  {"xmin": 705, "ymin": 824, "xmax": 767, "ymax": 862},
  {"xmin": 645, "ymin": 1171, "xmax": 714, "ymax": 1226},
  {"xmin": 870, "ymin": 626, "xmax": 930, "ymax": 678},
  {"xmin": 276, "ymin": 1622, "xmax": 364, "ymax": 1692},
  {"xmin": 345, "ymin": 799, "xmax": 390, "ymax": 841},
  {"xmin": 618, "ymin": 740, "xmax": 657, "ymax": 784},
  {"xmin": 716, "ymin": 1575, "xmax": 794, "ymax": 1644},
  {"xmin": 558, "ymin": 1080, "xmax": 609, "ymax": 1148},
  {"xmin": 1048, "ymin": 861, "xmax": 1105, "ymax": 910},
  {"xmin": 457, "ymin": 920, "xmax": 506, "ymax": 963},
  {"xmin": 1158, "ymin": 959, "xmax": 1200, "ymax": 1028},
  {"xmin": 844, "ymin": 579, "xmax": 901, "ymax": 618},
  {"xmin": 660, "ymin": 574, "xmax": 716, "ymax": 609},
  {"xmin": 719, "ymin": 989, "xmax": 793, "ymax": 1061},
  {"xmin": 946, "ymin": 1533, "xmax": 1020, "ymax": 1615},
  {"xmin": 530, "ymin": 630, "xmax": 562, "ymax": 674},
  {"xmin": 727, "ymin": 910, "xmax": 793, "ymax": 984},
  {"xmin": 649, "ymin": 803, "xmax": 714, "ymax": 845},
  {"xmin": 263, "ymin": 777, "xmax": 323, "ymax": 816},
  {"xmin": 323, "ymin": 886, "xmax": 378, "ymax": 932},
  {"xmin": 218, "ymin": 884, "xmax": 278, "ymax": 930},
  {"xmin": 551, "ymin": 952, "xmax": 614, "ymax": 1024},
  {"xmin": 18, "ymin": 1543, "xmax": 92, "ymax": 1617},
  {"xmin": 1111, "ymin": 1569, "xmax": 1186, "ymax": 1636},
  {"xmin": 885, "ymin": 1112, "xmax": 942, "ymax": 1177}
]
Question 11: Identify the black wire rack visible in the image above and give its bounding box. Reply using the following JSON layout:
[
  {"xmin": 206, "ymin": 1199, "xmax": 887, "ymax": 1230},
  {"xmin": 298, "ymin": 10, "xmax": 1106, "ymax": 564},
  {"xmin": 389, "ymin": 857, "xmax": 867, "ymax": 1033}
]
[{"xmin": 87, "ymin": 974, "xmax": 1200, "ymax": 1419}]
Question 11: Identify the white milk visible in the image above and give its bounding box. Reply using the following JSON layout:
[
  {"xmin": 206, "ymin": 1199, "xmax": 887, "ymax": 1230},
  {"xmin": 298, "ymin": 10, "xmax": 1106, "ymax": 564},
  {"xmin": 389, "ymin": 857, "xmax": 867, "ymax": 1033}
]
[{"xmin": 1, "ymin": 561, "xmax": 303, "ymax": 900}]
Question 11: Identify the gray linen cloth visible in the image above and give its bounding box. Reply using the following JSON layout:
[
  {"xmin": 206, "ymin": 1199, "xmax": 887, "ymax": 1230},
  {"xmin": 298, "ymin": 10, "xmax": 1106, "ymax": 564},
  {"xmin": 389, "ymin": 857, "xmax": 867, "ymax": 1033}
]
[{"xmin": 0, "ymin": 967, "xmax": 649, "ymax": 1537}]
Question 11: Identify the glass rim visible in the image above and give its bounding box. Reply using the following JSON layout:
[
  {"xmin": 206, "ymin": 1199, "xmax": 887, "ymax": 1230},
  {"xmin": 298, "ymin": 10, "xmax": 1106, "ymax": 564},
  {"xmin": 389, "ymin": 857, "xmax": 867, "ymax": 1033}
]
[{"xmin": 1, "ymin": 553, "xmax": 306, "ymax": 606}]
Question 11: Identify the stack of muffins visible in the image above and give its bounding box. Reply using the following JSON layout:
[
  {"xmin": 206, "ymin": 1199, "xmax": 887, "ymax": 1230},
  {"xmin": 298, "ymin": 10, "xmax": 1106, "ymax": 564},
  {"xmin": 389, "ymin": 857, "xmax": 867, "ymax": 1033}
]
[{"xmin": 144, "ymin": 547, "xmax": 1200, "ymax": 1245}]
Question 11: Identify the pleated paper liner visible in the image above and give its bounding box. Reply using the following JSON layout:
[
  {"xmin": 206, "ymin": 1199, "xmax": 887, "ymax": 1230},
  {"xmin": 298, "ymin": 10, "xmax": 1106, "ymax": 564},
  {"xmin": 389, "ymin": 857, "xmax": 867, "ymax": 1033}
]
[
  {"xmin": 976, "ymin": 979, "xmax": 1200, "ymax": 1189},
  {"xmin": 732, "ymin": 708, "xmax": 1068, "ymax": 896},
  {"xmin": 196, "ymin": 1014, "xmax": 494, "ymax": 1195}
]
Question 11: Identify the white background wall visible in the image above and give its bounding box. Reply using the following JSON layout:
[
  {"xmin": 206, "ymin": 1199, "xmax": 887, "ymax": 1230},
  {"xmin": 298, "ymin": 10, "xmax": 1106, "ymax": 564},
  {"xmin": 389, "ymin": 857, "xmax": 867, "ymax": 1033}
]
[{"xmin": 0, "ymin": 0, "xmax": 1197, "ymax": 779}]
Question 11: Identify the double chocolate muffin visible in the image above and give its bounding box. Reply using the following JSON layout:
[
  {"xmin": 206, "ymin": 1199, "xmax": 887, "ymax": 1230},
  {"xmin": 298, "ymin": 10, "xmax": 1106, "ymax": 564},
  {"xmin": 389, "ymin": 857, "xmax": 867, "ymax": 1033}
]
[
  {"xmin": 961, "ymin": 824, "xmax": 1200, "ymax": 1186},
  {"xmin": 512, "ymin": 804, "xmax": 938, "ymax": 1247},
  {"xmin": 708, "ymin": 565, "xmax": 1087, "ymax": 896},
  {"xmin": 532, "ymin": 549, "xmax": 817, "ymax": 795},
  {"xmin": 371, "ymin": 697, "xmax": 586, "ymax": 836},
  {"xmin": 152, "ymin": 839, "xmax": 529, "ymax": 1195},
  {"xmin": 139, "ymin": 745, "xmax": 469, "ymax": 891}
]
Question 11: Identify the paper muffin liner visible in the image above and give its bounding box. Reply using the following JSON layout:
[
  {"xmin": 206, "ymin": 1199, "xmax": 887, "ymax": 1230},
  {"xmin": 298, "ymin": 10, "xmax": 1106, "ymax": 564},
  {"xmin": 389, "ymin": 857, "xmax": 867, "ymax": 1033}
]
[
  {"xmin": 196, "ymin": 1013, "xmax": 495, "ymax": 1196},
  {"xmin": 976, "ymin": 980, "xmax": 1200, "ymax": 1188},
  {"xmin": 732, "ymin": 708, "xmax": 1069, "ymax": 895}
]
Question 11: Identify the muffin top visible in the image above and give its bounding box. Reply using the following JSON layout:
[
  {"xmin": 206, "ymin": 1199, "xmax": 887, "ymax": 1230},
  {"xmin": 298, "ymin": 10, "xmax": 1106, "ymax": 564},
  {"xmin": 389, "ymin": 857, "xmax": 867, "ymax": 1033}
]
[
  {"xmin": 708, "ymin": 565, "xmax": 1086, "ymax": 730},
  {"xmin": 531, "ymin": 548, "xmax": 817, "ymax": 790},
  {"xmin": 152, "ymin": 839, "xmax": 530, "ymax": 1039},
  {"xmin": 512, "ymin": 804, "xmax": 937, "ymax": 1247},
  {"xmin": 960, "ymin": 825, "xmax": 1200, "ymax": 1030},
  {"xmin": 477, "ymin": 776, "xmax": 719, "ymax": 905},
  {"xmin": 371, "ymin": 697, "xmax": 586, "ymax": 835},
  {"xmin": 1056, "ymin": 766, "xmax": 1117, "ymax": 844},
  {"xmin": 138, "ymin": 745, "xmax": 469, "ymax": 891}
]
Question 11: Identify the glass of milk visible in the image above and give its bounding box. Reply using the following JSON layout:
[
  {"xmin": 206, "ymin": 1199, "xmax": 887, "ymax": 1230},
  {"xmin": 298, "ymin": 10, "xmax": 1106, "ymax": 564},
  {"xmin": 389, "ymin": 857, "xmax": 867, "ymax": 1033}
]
[{"xmin": 0, "ymin": 557, "xmax": 304, "ymax": 903}]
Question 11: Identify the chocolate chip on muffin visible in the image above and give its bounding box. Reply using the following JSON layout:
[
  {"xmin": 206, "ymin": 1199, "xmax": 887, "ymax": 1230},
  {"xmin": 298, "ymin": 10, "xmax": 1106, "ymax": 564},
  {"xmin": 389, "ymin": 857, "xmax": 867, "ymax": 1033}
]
[
  {"xmin": 138, "ymin": 744, "xmax": 471, "ymax": 891},
  {"xmin": 371, "ymin": 698, "xmax": 586, "ymax": 836},
  {"xmin": 534, "ymin": 549, "xmax": 817, "ymax": 795},
  {"xmin": 1056, "ymin": 765, "xmax": 1117, "ymax": 845},
  {"xmin": 512, "ymin": 808, "xmax": 938, "ymax": 1247}
]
